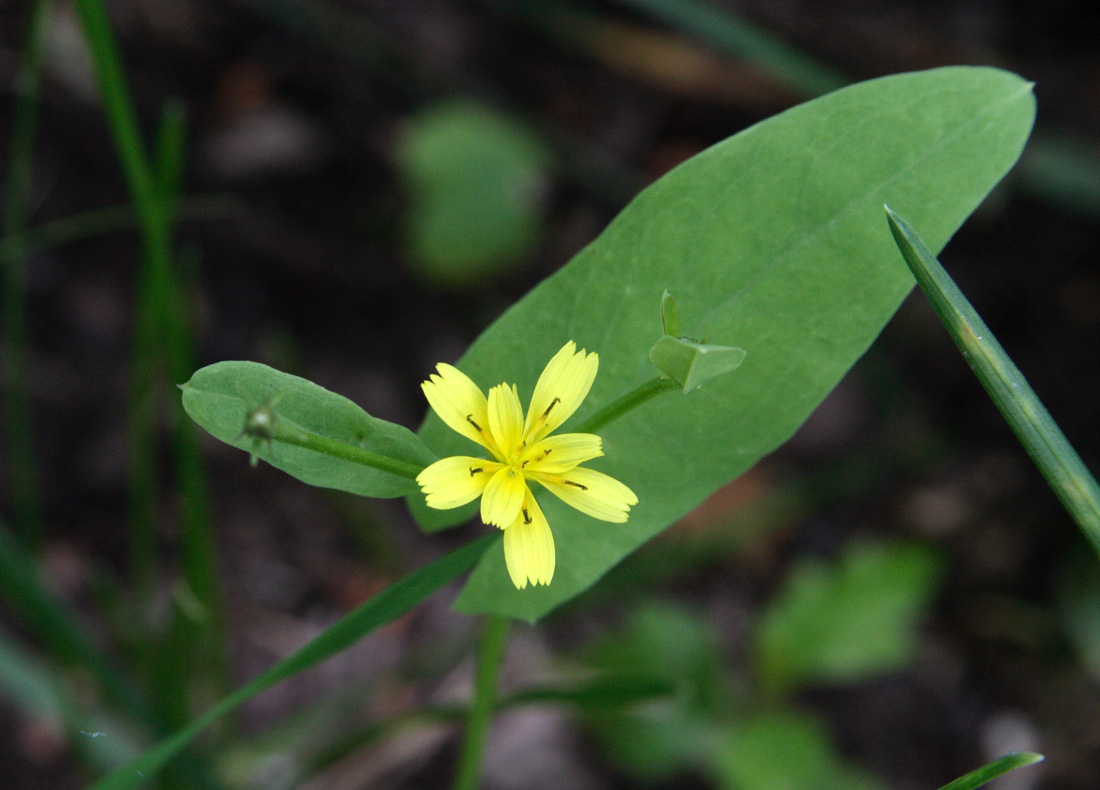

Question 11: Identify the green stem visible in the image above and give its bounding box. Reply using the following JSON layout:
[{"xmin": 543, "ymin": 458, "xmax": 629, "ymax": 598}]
[
  {"xmin": 0, "ymin": 195, "xmax": 239, "ymax": 264},
  {"xmin": 74, "ymin": 0, "xmax": 172, "ymax": 593},
  {"xmin": 265, "ymin": 420, "xmax": 425, "ymax": 481},
  {"xmin": 453, "ymin": 615, "xmax": 511, "ymax": 790},
  {"xmin": 574, "ymin": 376, "xmax": 680, "ymax": 434},
  {"xmin": 1, "ymin": 0, "xmax": 53, "ymax": 548}
]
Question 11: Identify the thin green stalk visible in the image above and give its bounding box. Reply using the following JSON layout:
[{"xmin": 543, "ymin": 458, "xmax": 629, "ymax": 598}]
[
  {"xmin": 610, "ymin": 0, "xmax": 847, "ymax": 98},
  {"xmin": 453, "ymin": 615, "xmax": 511, "ymax": 790},
  {"xmin": 0, "ymin": 196, "xmax": 239, "ymax": 264},
  {"xmin": 1, "ymin": 0, "xmax": 53, "ymax": 547},
  {"xmin": 886, "ymin": 206, "xmax": 1100, "ymax": 554},
  {"xmin": 575, "ymin": 376, "xmax": 680, "ymax": 434},
  {"xmin": 0, "ymin": 518, "xmax": 148, "ymax": 723},
  {"xmin": 75, "ymin": 0, "xmax": 173, "ymax": 593},
  {"xmin": 261, "ymin": 417, "xmax": 426, "ymax": 480}
]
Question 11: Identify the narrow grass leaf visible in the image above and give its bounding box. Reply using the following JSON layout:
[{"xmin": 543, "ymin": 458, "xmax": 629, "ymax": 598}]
[
  {"xmin": 936, "ymin": 752, "xmax": 1044, "ymax": 790},
  {"xmin": 0, "ymin": 519, "xmax": 147, "ymax": 721},
  {"xmin": 1, "ymin": 0, "xmax": 53, "ymax": 546},
  {"xmin": 886, "ymin": 207, "xmax": 1100, "ymax": 555},
  {"xmin": 88, "ymin": 533, "xmax": 497, "ymax": 790}
]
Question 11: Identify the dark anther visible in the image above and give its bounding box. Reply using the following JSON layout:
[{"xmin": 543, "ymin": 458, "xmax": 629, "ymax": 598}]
[
  {"xmin": 542, "ymin": 397, "xmax": 561, "ymax": 419},
  {"xmin": 469, "ymin": 467, "xmax": 483, "ymax": 476},
  {"xmin": 563, "ymin": 480, "xmax": 589, "ymax": 490},
  {"xmin": 523, "ymin": 508, "xmax": 532, "ymax": 524},
  {"xmin": 466, "ymin": 414, "xmax": 483, "ymax": 432}
]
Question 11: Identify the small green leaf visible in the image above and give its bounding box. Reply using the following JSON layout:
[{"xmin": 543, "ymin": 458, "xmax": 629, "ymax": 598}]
[
  {"xmin": 935, "ymin": 753, "xmax": 1044, "ymax": 790},
  {"xmin": 398, "ymin": 100, "xmax": 551, "ymax": 285},
  {"xmin": 754, "ymin": 541, "xmax": 942, "ymax": 693},
  {"xmin": 659, "ymin": 290, "xmax": 680, "ymax": 337},
  {"xmin": 716, "ymin": 710, "xmax": 884, "ymax": 790},
  {"xmin": 181, "ymin": 361, "xmax": 436, "ymax": 498},
  {"xmin": 649, "ymin": 335, "xmax": 746, "ymax": 392},
  {"xmin": 579, "ymin": 603, "xmax": 728, "ymax": 780}
]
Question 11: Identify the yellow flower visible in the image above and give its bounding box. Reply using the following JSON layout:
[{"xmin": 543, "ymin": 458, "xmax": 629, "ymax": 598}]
[{"xmin": 417, "ymin": 341, "xmax": 638, "ymax": 589}]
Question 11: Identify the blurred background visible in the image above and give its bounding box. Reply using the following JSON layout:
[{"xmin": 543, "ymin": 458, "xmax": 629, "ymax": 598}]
[{"xmin": 2, "ymin": 1, "xmax": 1100, "ymax": 788}]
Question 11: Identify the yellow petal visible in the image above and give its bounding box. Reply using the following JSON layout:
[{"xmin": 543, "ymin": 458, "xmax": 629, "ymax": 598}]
[
  {"xmin": 480, "ymin": 467, "xmax": 527, "ymax": 528},
  {"xmin": 416, "ymin": 456, "xmax": 497, "ymax": 510},
  {"xmin": 488, "ymin": 383, "xmax": 524, "ymax": 460},
  {"xmin": 502, "ymin": 492, "xmax": 555, "ymax": 589},
  {"xmin": 421, "ymin": 364, "xmax": 499, "ymax": 458},
  {"xmin": 521, "ymin": 433, "xmax": 603, "ymax": 474},
  {"xmin": 523, "ymin": 341, "xmax": 598, "ymax": 444},
  {"xmin": 536, "ymin": 466, "xmax": 637, "ymax": 522}
]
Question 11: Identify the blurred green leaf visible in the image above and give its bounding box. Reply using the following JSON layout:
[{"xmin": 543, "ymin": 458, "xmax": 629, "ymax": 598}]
[
  {"xmin": 426, "ymin": 67, "xmax": 1034, "ymax": 621},
  {"xmin": 580, "ymin": 603, "xmax": 727, "ymax": 779},
  {"xmin": 754, "ymin": 541, "xmax": 942, "ymax": 693},
  {"xmin": 936, "ymin": 752, "xmax": 1043, "ymax": 790},
  {"xmin": 1057, "ymin": 548, "xmax": 1100, "ymax": 682},
  {"xmin": 588, "ymin": 603, "xmax": 726, "ymax": 703},
  {"xmin": 716, "ymin": 709, "xmax": 884, "ymax": 790},
  {"xmin": 181, "ymin": 361, "xmax": 436, "ymax": 498},
  {"xmin": 398, "ymin": 100, "xmax": 551, "ymax": 284}
]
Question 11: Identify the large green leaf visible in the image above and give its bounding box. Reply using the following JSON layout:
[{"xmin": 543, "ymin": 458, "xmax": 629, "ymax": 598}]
[
  {"xmin": 412, "ymin": 67, "xmax": 1035, "ymax": 621},
  {"xmin": 181, "ymin": 361, "xmax": 436, "ymax": 498}
]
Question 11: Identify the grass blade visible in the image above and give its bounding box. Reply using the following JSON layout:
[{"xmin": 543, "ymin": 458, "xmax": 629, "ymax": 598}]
[
  {"xmin": 88, "ymin": 533, "xmax": 499, "ymax": 790},
  {"xmin": 1, "ymin": 0, "xmax": 53, "ymax": 547},
  {"xmin": 886, "ymin": 206, "xmax": 1100, "ymax": 554},
  {"xmin": 610, "ymin": 0, "xmax": 846, "ymax": 97},
  {"xmin": 0, "ymin": 518, "xmax": 147, "ymax": 722},
  {"xmin": 936, "ymin": 752, "xmax": 1044, "ymax": 790}
]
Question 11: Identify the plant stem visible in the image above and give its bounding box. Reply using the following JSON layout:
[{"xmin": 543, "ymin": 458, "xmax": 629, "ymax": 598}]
[
  {"xmin": 0, "ymin": 196, "xmax": 239, "ymax": 264},
  {"xmin": 453, "ymin": 615, "xmax": 511, "ymax": 790},
  {"xmin": 265, "ymin": 420, "xmax": 425, "ymax": 481},
  {"xmin": 1, "ymin": 0, "xmax": 53, "ymax": 548},
  {"xmin": 575, "ymin": 376, "xmax": 680, "ymax": 434}
]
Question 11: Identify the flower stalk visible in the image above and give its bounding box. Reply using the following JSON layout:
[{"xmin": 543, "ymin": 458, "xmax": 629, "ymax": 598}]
[{"xmin": 243, "ymin": 406, "xmax": 424, "ymax": 481}]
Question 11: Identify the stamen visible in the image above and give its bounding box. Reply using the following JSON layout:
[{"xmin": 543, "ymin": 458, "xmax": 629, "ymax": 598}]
[
  {"xmin": 563, "ymin": 480, "xmax": 589, "ymax": 490},
  {"xmin": 466, "ymin": 414, "xmax": 483, "ymax": 432},
  {"xmin": 522, "ymin": 508, "xmax": 532, "ymax": 524},
  {"xmin": 469, "ymin": 467, "xmax": 483, "ymax": 476},
  {"xmin": 542, "ymin": 397, "xmax": 561, "ymax": 419}
]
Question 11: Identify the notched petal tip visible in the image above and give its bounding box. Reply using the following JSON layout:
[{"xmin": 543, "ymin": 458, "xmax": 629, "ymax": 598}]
[{"xmin": 503, "ymin": 493, "xmax": 555, "ymax": 589}]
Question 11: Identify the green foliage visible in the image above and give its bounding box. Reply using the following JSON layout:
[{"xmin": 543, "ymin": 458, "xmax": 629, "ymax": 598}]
[
  {"xmin": 181, "ymin": 361, "xmax": 436, "ymax": 498},
  {"xmin": 580, "ymin": 603, "xmax": 730, "ymax": 779},
  {"xmin": 434, "ymin": 67, "xmax": 1034, "ymax": 621},
  {"xmin": 754, "ymin": 541, "xmax": 942, "ymax": 694},
  {"xmin": 716, "ymin": 710, "xmax": 884, "ymax": 790},
  {"xmin": 935, "ymin": 752, "xmax": 1044, "ymax": 790},
  {"xmin": 649, "ymin": 335, "xmax": 746, "ymax": 393},
  {"xmin": 397, "ymin": 100, "xmax": 552, "ymax": 284},
  {"xmin": 1057, "ymin": 548, "xmax": 1100, "ymax": 682},
  {"xmin": 887, "ymin": 207, "xmax": 1100, "ymax": 554}
]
